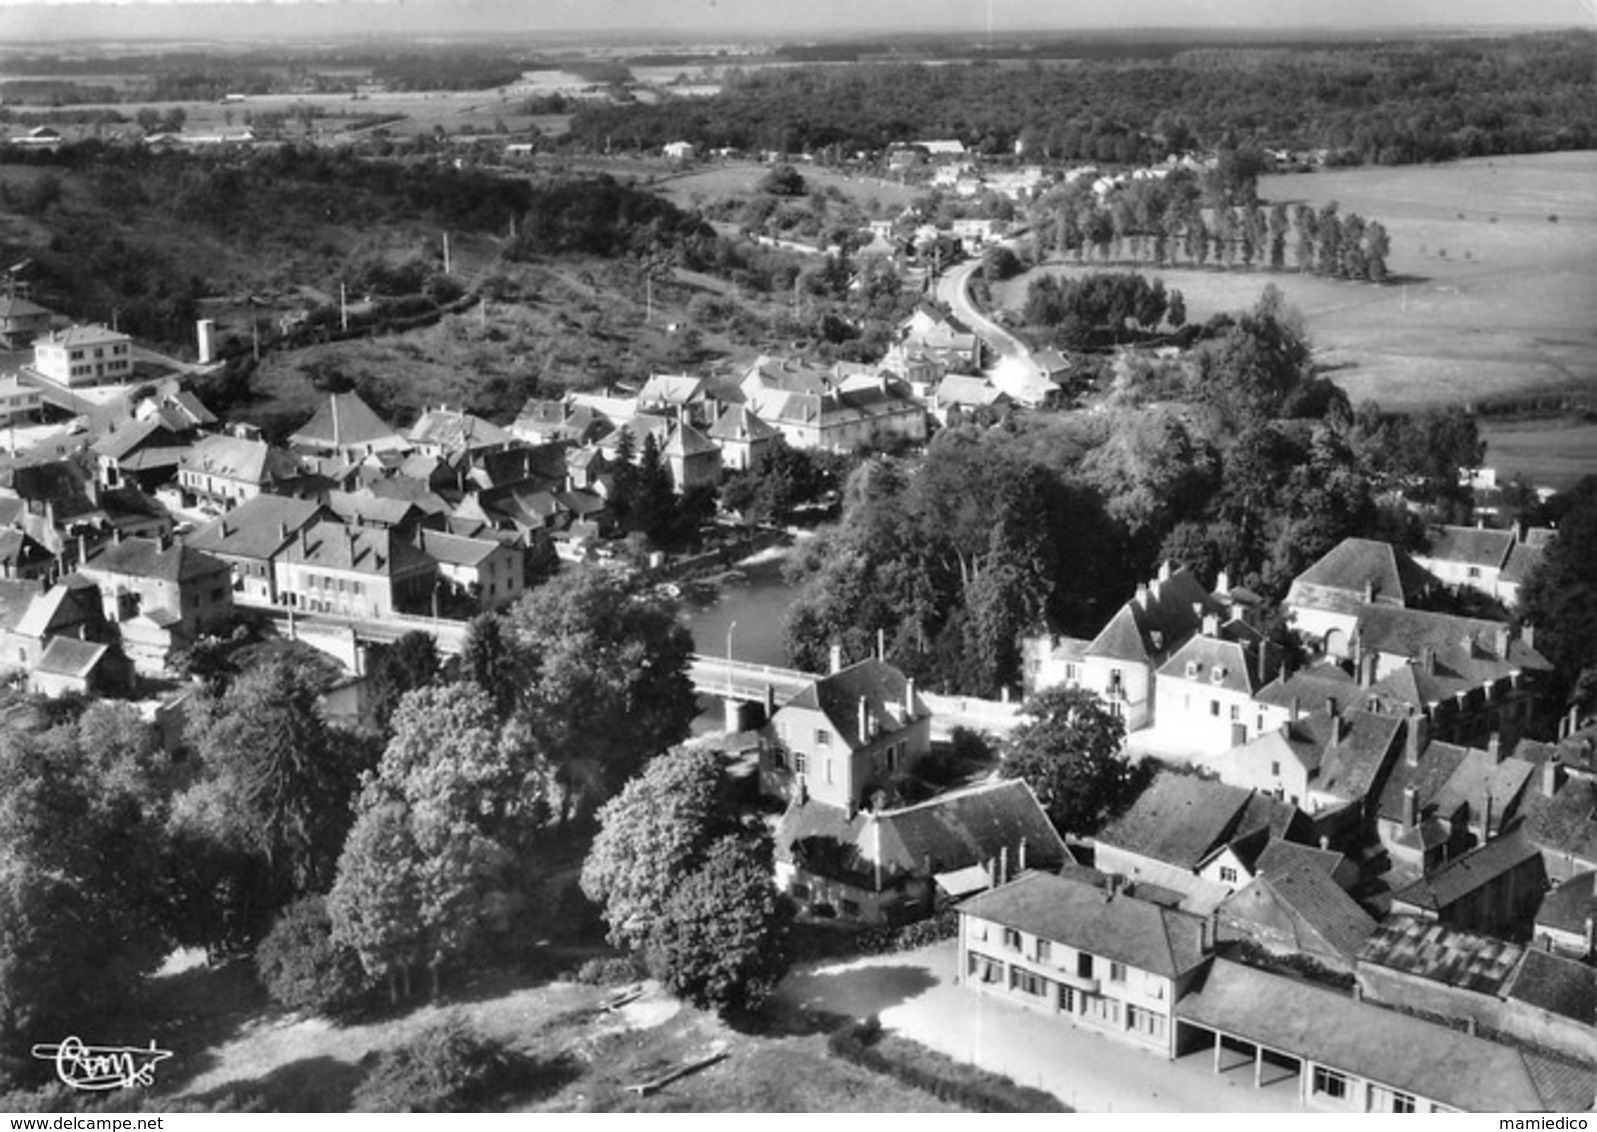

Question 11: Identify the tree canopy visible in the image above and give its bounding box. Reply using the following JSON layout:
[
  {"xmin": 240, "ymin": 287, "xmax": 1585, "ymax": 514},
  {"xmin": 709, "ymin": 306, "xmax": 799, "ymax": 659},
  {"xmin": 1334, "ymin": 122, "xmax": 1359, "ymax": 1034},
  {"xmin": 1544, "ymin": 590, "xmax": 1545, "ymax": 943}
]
[{"xmin": 1000, "ymin": 686, "xmax": 1143, "ymax": 835}]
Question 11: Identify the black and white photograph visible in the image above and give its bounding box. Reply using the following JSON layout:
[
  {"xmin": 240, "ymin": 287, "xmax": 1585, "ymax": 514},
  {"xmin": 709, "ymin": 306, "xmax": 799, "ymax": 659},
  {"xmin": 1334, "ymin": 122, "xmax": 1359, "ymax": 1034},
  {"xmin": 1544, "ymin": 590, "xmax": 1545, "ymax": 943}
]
[{"xmin": 0, "ymin": 0, "xmax": 1593, "ymax": 1116}]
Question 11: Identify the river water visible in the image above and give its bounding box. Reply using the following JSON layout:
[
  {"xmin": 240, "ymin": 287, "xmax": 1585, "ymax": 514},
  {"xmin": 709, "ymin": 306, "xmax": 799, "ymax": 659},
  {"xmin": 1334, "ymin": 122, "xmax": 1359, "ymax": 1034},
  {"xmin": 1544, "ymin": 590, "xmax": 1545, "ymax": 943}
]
[{"xmin": 679, "ymin": 547, "xmax": 804, "ymax": 735}]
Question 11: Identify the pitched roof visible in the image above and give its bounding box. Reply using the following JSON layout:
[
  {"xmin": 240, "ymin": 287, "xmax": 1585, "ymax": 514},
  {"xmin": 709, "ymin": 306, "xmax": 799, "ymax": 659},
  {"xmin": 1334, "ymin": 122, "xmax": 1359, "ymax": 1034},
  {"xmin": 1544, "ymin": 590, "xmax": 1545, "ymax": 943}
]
[
  {"xmin": 0, "ymin": 528, "xmax": 51, "ymax": 572},
  {"xmin": 1377, "ymin": 739, "xmax": 1470, "ymax": 825},
  {"xmin": 1519, "ymin": 774, "xmax": 1597, "ymax": 868},
  {"xmin": 1253, "ymin": 660, "xmax": 1357, "ymax": 710},
  {"xmin": 417, "ymin": 528, "xmax": 503, "ymax": 568},
  {"xmin": 1313, "ymin": 709, "xmax": 1405, "ymax": 803},
  {"xmin": 1255, "ymin": 838, "xmax": 1349, "ymax": 881},
  {"xmin": 958, "ymin": 870, "xmax": 1209, "ymax": 980},
  {"xmin": 776, "ymin": 779, "xmax": 1069, "ymax": 890},
  {"xmin": 90, "ymin": 416, "xmax": 180, "ymax": 461},
  {"xmin": 82, "ymin": 536, "xmax": 229, "ymax": 584},
  {"xmin": 776, "ymin": 658, "xmax": 929, "ymax": 751},
  {"xmin": 1502, "ymin": 947, "xmax": 1596, "ymax": 1026},
  {"xmin": 289, "ymin": 392, "xmax": 407, "ymax": 455},
  {"xmin": 1357, "ymin": 915, "xmax": 1525, "ymax": 995},
  {"xmin": 35, "ymin": 324, "xmax": 130, "ymax": 350},
  {"xmin": 1422, "ymin": 524, "xmax": 1517, "ymax": 570},
  {"xmin": 1534, "ymin": 870, "xmax": 1597, "ymax": 936},
  {"xmin": 0, "ymin": 578, "xmax": 41, "ymax": 633},
  {"xmin": 707, "ymin": 404, "xmax": 779, "ymax": 443},
  {"xmin": 1157, "ymin": 634, "xmax": 1263, "ymax": 696},
  {"xmin": 33, "ymin": 636, "xmax": 111, "ymax": 679},
  {"xmin": 1085, "ymin": 564, "xmax": 1216, "ymax": 663},
  {"xmin": 1391, "ymin": 829, "xmax": 1543, "ymax": 913},
  {"xmin": 1221, "ymin": 861, "xmax": 1377, "ymax": 959},
  {"xmin": 324, "ymin": 489, "xmax": 424, "ymax": 529},
  {"xmin": 183, "ymin": 494, "xmax": 323, "ymax": 560},
  {"xmin": 1175, "ymin": 958, "xmax": 1580, "ymax": 1112},
  {"xmin": 661, "ymin": 421, "xmax": 719, "ymax": 459},
  {"xmin": 1286, "ymin": 537, "xmax": 1435, "ymax": 614},
  {"xmin": 1097, "ymin": 773, "xmax": 1256, "ymax": 871},
  {"xmin": 1427, "ymin": 747, "xmax": 1536, "ymax": 835},
  {"xmin": 935, "ymin": 374, "xmax": 1007, "ymax": 410},
  {"xmin": 637, "ymin": 373, "xmax": 706, "ymax": 406},
  {"xmin": 406, "ymin": 407, "xmax": 512, "ymax": 454},
  {"xmin": 279, "ymin": 520, "xmax": 433, "ymax": 578},
  {"xmin": 179, "ymin": 433, "xmax": 301, "ymax": 486}
]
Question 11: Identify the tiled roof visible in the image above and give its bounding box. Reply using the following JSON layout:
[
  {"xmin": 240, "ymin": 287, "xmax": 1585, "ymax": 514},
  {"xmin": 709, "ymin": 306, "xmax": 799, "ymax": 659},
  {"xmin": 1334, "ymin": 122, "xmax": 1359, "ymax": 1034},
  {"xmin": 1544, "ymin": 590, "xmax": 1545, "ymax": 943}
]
[
  {"xmin": 82, "ymin": 537, "xmax": 228, "ymax": 584},
  {"xmin": 36, "ymin": 324, "xmax": 130, "ymax": 349},
  {"xmin": 33, "ymin": 636, "xmax": 110, "ymax": 678},
  {"xmin": 1085, "ymin": 565, "xmax": 1215, "ymax": 663},
  {"xmin": 776, "ymin": 779, "xmax": 1068, "ymax": 890},
  {"xmin": 1313, "ymin": 709, "xmax": 1405, "ymax": 803},
  {"xmin": 1428, "ymin": 747, "xmax": 1536, "ymax": 835},
  {"xmin": 777, "ymin": 658, "xmax": 929, "ymax": 751},
  {"xmin": 0, "ymin": 528, "xmax": 50, "ymax": 571},
  {"xmin": 1253, "ymin": 661, "xmax": 1357, "ymax": 710},
  {"xmin": 1176, "ymin": 958, "xmax": 1580, "ymax": 1112},
  {"xmin": 1356, "ymin": 915, "xmax": 1524, "ymax": 995},
  {"xmin": 183, "ymin": 494, "xmax": 323, "ymax": 560},
  {"xmin": 661, "ymin": 422, "xmax": 719, "ymax": 459},
  {"xmin": 1377, "ymin": 740, "xmax": 1470, "ymax": 825},
  {"xmin": 1390, "ymin": 829, "xmax": 1542, "ymax": 913},
  {"xmin": 0, "ymin": 578, "xmax": 40, "ymax": 633},
  {"xmin": 1500, "ymin": 537, "xmax": 1548, "ymax": 585},
  {"xmin": 935, "ymin": 374, "xmax": 1006, "ymax": 410},
  {"xmin": 289, "ymin": 392, "xmax": 407, "ymax": 454},
  {"xmin": 1519, "ymin": 775, "xmax": 1597, "ymax": 868},
  {"xmin": 1222, "ymin": 861, "xmax": 1376, "ymax": 958},
  {"xmin": 638, "ymin": 373, "xmax": 705, "ymax": 406},
  {"xmin": 1097, "ymin": 773, "xmax": 1254, "ymax": 871},
  {"xmin": 1502, "ymin": 947, "xmax": 1596, "ymax": 1026},
  {"xmin": 406, "ymin": 407, "xmax": 511, "ymax": 453},
  {"xmin": 324, "ymin": 489, "xmax": 424, "ymax": 529},
  {"xmin": 90, "ymin": 417, "xmax": 179, "ymax": 461},
  {"xmin": 417, "ymin": 529, "xmax": 502, "ymax": 568},
  {"xmin": 1422, "ymin": 525, "xmax": 1516, "ymax": 570},
  {"xmin": 179, "ymin": 433, "xmax": 300, "ymax": 486},
  {"xmin": 1255, "ymin": 838, "xmax": 1348, "ymax": 880},
  {"xmin": 280, "ymin": 520, "xmax": 433, "ymax": 578},
  {"xmin": 1286, "ymin": 537, "xmax": 1435, "ymax": 613},
  {"xmin": 1157, "ymin": 635, "xmax": 1263, "ymax": 696},
  {"xmin": 707, "ymin": 404, "xmax": 779, "ymax": 443},
  {"xmin": 1534, "ymin": 870, "xmax": 1597, "ymax": 936},
  {"xmin": 958, "ymin": 871, "xmax": 1209, "ymax": 980}
]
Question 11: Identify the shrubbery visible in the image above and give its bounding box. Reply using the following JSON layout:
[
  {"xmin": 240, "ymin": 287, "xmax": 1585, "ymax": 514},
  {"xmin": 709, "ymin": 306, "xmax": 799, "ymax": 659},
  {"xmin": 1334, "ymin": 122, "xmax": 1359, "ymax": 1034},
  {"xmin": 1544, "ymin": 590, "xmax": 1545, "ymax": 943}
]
[
  {"xmin": 353, "ymin": 1014, "xmax": 515, "ymax": 1113},
  {"xmin": 254, "ymin": 896, "xmax": 373, "ymax": 1015},
  {"xmin": 826, "ymin": 1018, "xmax": 1067, "ymax": 1112}
]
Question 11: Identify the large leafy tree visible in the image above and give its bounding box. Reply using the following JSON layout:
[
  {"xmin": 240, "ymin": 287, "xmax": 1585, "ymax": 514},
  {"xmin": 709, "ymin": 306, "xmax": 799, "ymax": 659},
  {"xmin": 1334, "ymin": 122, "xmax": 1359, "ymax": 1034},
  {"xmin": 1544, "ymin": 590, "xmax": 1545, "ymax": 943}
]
[
  {"xmin": 1521, "ymin": 476, "xmax": 1597, "ymax": 712},
  {"xmin": 503, "ymin": 567, "xmax": 695, "ymax": 823},
  {"xmin": 367, "ymin": 630, "xmax": 441, "ymax": 736},
  {"xmin": 1000, "ymin": 686, "xmax": 1142, "ymax": 835},
  {"xmin": 580, "ymin": 748, "xmax": 741, "ymax": 949},
  {"xmin": 643, "ymin": 834, "xmax": 792, "ymax": 1018}
]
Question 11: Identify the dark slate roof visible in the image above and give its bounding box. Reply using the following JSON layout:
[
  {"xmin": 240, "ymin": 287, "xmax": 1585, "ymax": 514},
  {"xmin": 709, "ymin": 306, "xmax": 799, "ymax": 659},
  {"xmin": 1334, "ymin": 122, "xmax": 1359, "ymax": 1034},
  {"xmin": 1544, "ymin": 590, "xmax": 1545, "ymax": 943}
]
[
  {"xmin": 289, "ymin": 392, "xmax": 406, "ymax": 453},
  {"xmin": 1221, "ymin": 862, "xmax": 1376, "ymax": 959},
  {"xmin": 1390, "ymin": 829, "xmax": 1543, "ymax": 913},
  {"xmin": 1157, "ymin": 634, "xmax": 1263, "ymax": 696},
  {"xmin": 1085, "ymin": 565, "xmax": 1216, "ymax": 663},
  {"xmin": 0, "ymin": 528, "xmax": 51, "ymax": 571},
  {"xmin": 778, "ymin": 658, "xmax": 930, "ymax": 751},
  {"xmin": 1429, "ymin": 748, "xmax": 1536, "ymax": 835},
  {"xmin": 1286, "ymin": 537, "xmax": 1435, "ymax": 614},
  {"xmin": 1255, "ymin": 838, "xmax": 1348, "ymax": 881},
  {"xmin": 1175, "ymin": 958, "xmax": 1580, "ymax": 1113},
  {"xmin": 407, "ymin": 407, "xmax": 512, "ymax": 453},
  {"xmin": 707, "ymin": 404, "xmax": 779, "ymax": 443},
  {"xmin": 179, "ymin": 433, "xmax": 301, "ymax": 486},
  {"xmin": 1097, "ymin": 773, "xmax": 1254, "ymax": 871},
  {"xmin": 33, "ymin": 636, "xmax": 110, "ymax": 679},
  {"xmin": 1253, "ymin": 660, "xmax": 1357, "ymax": 710},
  {"xmin": 1535, "ymin": 870, "xmax": 1597, "ymax": 936},
  {"xmin": 1423, "ymin": 525, "xmax": 1516, "ymax": 570},
  {"xmin": 776, "ymin": 779, "xmax": 1069, "ymax": 890},
  {"xmin": 661, "ymin": 421, "xmax": 719, "ymax": 459},
  {"xmin": 90, "ymin": 416, "xmax": 181, "ymax": 461},
  {"xmin": 1378, "ymin": 740, "xmax": 1470, "ymax": 825},
  {"xmin": 280, "ymin": 520, "xmax": 433, "ymax": 578},
  {"xmin": 1519, "ymin": 775, "xmax": 1597, "ymax": 870},
  {"xmin": 324, "ymin": 489, "xmax": 424, "ymax": 529},
  {"xmin": 83, "ymin": 537, "xmax": 229, "ymax": 584},
  {"xmin": 417, "ymin": 529, "xmax": 501, "ymax": 568},
  {"xmin": 1314, "ymin": 709, "xmax": 1405, "ymax": 803},
  {"xmin": 1356, "ymin": 915, "xmax": 1524, "ymax": 995},
  {"xmin": 0, "ymin": 578, "xmax": 41, "ymax": 633},
  {"xmin": 1502, "ymin": 947, "xmax": 1597, "ymax": 1026},
  {"xmin": 957, "ymin": 871, "xmax": 1209, "ymax": 980},
  {"xmin": 183, "ymin": 494, "xmax": 324, "ymax": 560}
]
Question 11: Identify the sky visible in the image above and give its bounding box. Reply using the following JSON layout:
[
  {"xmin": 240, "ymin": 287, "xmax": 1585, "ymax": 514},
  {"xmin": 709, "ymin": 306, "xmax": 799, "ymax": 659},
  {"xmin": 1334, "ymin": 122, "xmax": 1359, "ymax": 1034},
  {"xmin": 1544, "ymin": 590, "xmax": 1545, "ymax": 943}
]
[{"xmin": 0, "ymin": 0, "xmax": 1591, "ymax": 43}]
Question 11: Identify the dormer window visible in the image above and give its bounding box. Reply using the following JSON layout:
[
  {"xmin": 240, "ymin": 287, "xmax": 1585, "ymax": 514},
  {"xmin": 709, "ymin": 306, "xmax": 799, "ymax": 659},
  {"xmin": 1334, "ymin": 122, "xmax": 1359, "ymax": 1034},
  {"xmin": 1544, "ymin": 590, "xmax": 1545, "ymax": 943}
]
[
  {"xmin": 1211, "ymin": 666, "xmax": 1227, "ymax": 683},
  {"xmin": 1185, "ymin": 661, "xmax": 1200, "ymax": 678}
]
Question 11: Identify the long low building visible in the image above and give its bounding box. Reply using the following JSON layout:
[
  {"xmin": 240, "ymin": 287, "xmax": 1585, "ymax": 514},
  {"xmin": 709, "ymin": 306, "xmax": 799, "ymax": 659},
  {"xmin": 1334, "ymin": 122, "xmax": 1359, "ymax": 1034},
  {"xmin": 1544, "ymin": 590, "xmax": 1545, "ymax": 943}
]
[{"xmin": 1174, "ymin": 958, "xmax": 1593, "ymax": 1113}]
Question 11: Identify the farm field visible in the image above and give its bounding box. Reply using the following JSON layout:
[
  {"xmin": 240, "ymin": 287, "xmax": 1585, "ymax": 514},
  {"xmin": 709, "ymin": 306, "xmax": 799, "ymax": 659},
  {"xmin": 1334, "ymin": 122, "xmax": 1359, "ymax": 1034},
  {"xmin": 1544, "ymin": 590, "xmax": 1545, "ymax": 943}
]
[
  {"xmin": 995, "ymin": 152, "xmax": 1597, "ymax": 416},
  {"xmin": 1476, "ymin": 419, "xmax": 1597, "ymax": 493}
]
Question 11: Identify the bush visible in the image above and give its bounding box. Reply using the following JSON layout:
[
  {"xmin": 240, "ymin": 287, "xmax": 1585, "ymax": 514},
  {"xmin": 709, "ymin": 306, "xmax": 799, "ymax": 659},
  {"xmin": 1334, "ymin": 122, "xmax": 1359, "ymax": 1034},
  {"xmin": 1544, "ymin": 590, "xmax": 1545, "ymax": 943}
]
[
  {"xmin": 255, "ymin": 895, "xmax": 373, "ymax": 1015},
  {"xmin": 353, "ymin": 1014, "xmax": 513, "ymax": 1113},
  {"xmin": 826, "ymin": 1018, "xmax": 1067, "ymax": 1111},
  {"xmin": 574, "ymin": 955, "xmax": 644, "ymax": 986}
]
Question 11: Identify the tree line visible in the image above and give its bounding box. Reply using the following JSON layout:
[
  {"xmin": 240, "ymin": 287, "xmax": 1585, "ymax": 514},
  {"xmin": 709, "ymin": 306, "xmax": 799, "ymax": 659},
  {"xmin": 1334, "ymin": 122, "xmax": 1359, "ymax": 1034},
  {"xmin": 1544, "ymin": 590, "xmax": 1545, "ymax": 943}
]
[{"xmin": 565, "ymin": 32, "xmax": 1595, "ymax": 164}]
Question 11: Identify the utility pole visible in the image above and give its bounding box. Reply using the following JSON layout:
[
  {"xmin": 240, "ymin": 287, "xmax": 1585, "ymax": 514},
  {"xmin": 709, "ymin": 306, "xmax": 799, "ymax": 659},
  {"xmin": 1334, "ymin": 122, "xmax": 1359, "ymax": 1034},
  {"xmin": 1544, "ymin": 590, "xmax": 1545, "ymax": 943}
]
[
  {"xmin": 251, "ymin": 316, "xmax": 260, "ymax": 361},
  {"xmin": 340, "ymin": 283, "xmax": 348, "ymax": 332},
  {"xmin": 443, "ymin": 231, "xmax": 452, "ymax": 274}
]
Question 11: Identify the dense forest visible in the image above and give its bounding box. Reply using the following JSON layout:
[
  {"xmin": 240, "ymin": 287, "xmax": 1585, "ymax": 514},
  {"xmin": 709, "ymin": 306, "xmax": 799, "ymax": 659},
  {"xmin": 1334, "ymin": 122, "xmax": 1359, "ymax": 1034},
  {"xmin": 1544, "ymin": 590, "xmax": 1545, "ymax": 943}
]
[{"xmin": 568, "ymin": 32, "xmax": 1596, "ymax": 164}]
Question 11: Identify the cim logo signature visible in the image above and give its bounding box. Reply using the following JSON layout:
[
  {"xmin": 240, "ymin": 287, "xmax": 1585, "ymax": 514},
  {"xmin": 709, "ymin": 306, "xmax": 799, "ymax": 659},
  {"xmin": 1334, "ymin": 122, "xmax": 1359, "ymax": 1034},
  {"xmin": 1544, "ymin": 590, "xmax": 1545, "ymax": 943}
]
[{"xmin": 30, "ymin": 1037, "xmax": 174, "ymax": 1091}]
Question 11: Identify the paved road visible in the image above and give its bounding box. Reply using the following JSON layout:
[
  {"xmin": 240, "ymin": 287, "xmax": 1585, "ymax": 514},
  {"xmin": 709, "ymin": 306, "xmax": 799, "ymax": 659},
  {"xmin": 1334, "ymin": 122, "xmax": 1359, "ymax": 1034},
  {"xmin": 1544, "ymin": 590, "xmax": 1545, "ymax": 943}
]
[
  {"xmin": 935, "ymin": 257, "xmax": 1052, "ymax": 401},
  {"xmin": 777, "ymin": 942, "xmax": 1307, "ymax": 1113}
]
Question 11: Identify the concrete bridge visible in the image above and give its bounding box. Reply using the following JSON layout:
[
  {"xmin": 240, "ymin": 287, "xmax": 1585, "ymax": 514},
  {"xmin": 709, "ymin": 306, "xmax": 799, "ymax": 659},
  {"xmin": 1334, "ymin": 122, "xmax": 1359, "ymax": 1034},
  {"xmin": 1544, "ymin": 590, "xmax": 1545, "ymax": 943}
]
[{"xmin": 688, "ymin": 652, "xmax": 1024, "ymax": 739}]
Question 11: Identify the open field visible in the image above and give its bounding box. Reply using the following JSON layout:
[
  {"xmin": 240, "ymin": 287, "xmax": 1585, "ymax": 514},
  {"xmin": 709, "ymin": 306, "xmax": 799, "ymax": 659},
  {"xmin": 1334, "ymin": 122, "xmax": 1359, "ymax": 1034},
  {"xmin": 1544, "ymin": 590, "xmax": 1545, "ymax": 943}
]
[
  {"xmin": 654, "ymin": 160, "xmax": 922, "ymax": 213},
  {"xmin": 1477, "ymin": 419, "xmax": 1597, "ymax": 492},
  {"xmin": 996, "ymin": 152, "xmax": 1597, "ymax": 415}
]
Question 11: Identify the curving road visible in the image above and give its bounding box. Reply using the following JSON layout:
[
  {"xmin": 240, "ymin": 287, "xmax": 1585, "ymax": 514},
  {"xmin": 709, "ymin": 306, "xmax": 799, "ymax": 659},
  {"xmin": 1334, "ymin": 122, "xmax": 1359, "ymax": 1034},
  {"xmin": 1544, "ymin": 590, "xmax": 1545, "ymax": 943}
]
[{"xmin": 935, "ymin": 256, "xmax": 1051, "ymax": 394}]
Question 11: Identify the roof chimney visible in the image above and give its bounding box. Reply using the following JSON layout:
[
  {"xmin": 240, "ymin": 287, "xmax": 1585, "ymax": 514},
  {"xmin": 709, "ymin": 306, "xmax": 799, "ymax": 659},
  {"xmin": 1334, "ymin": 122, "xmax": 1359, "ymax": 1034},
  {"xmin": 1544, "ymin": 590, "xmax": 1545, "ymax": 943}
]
[
  {"xmin": 1202, "ymin": 613, "xmax": 1219, "ymax": 638},
  {"xmin": 1404, "ymin": 785, "xmax": 1419, "ymax": 829},
  {"xmin": 1135, "ymin": 583, "xmax": 1149, "ymax": 610},
  {"xmin": 1487, "ymin": 732, "xmax": 1503, "ymax": 765},
  {"xmin": 830, "ymin": 643, "xmax": 843, "ymax": 675},
  {"xmin": 1158, "ymin": 560, "xmax": 1173, "ymax": 582},
  {"xmin": 1216, "ymin": 569, "xmax": 1230, "ymax": 595},
  {"xmin": 1478, "ymin": 793, "xmax": 1494, "ymax": 842},
  {"xmin": 1543, "ymin": 754, "xmax": 1563, "ymax": 800},
  {"xmin": 1018, "ymin": 837, "xmax": 1027, "ymax": 872},
  {"xmin": 1423, "ymin": 647, "xmax": 1437, "ymax": 675},
  {"xmin": 904, "ymin": 676, "xmax": 915, "ymax": 717},
  {"xmin": 1364, "ymin": 577, "xmax": 1375, "ymax": 603},
  {"xmin": 858, "ymin": 696, "xmax": 869, "ymax": 745},
  {"xmin": 1405, "ymin": 712, "xmax": 1427, "ymax": 767}
]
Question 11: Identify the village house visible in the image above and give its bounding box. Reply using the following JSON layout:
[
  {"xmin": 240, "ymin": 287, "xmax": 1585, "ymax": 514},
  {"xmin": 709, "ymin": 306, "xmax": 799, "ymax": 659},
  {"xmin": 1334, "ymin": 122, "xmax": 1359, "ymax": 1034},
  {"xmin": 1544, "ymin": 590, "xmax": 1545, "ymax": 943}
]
[
  {"xmin": 30, "ymin": 636, "xmax": 134, "ymax": 698},
  {"xmin": 637, "ymin": 373, "xmax": 712, "ymax": 427},
  {"xmin": 957, "ymin": 870, "xmax": 1211, "ymax": 1059},
  {"xmin": 0, "ymin": 574, "xmax": 110, "ymax": 674},
  {"xmin": 1388, "ymin": 827, "xmax": 1546, "ymax": 936},
  {"xmin": 741, "ymin": 358, "xmax": 928, "ymax": 453},
  {"xmin": 406, "ymin": 406, "xmax": 514, "ymax": 462},
  {"xmin": 1093, "ymin": 772, "xmax": 1314, "ymax": 913},
  {"xmin": 177, "ymin": 427, "xmax": 305, "ymax": 512},
  {"xmin": 0, "ymin": 374, "xmax": 44, "ymax": 426},
  {"xmin": 1027, "ymin": 561, "xmax": 1224, "ymax": 730},
  {"xmin": 274, "ymin": 519, "xmax": 436, "ymax": 621},
  {"xmin": 1216, "ymin": 854, "xmax": 1377, "ymax": 974},
  {"xmin": 774, "ymin": 778, "xmax": 1067, "ymax": 925},
  {"xmin": 288, "ymin": 391, "xmax": 411, "ymax": 464},
  {"xmin": 1516, "ymin": 754, "xmax": 1597, "ymax": 883},
  {"xmin": 76, "ymin": 532, "xmax": 233, "ymax": 669},
  {"xmin": 510, "ymin": 399, "xmax": 609, "ymax": 447},
  {"xmin": 0, "ymin": 528, "xmax": 54, "ymax": 581},
  {"xmin": 1533, "ymin": 870, "xmax": 1596, "ymax": 959},
  {"xmin": 1150, "ymin": 618, "xmax": 1274, "ymax": 756},
  {"xmin": 0, "ymin": 295, "xmax": 53, "ymax": 347},
  {"xmin": 91, "ymin": 416, "xmax": 194, "ymax": 492},
  {"xmin": 182, "ymin": 494, "xmax": 324, "ymax": 605},
  {"xmin": 415, "ymin": 528, "xmax": 525, "ymax": 613},
  {"xmin": 761, "ymin": 654, "xmax": 932, "ymax": 811},
  {"xmin": 29, "ymin": 324, "xmax": 134, "ymax": 388},
  {"xmin": 706, "ymin": 404, "xmax": 779, "ymax": 473},
  {"xmin": 1411, "ymin": 522, "xmax": 1552, "ymax": 609},
  {"xmin": 930, "ymin": 374, "xmax": 1009, "ymax": 425},
  {"xmin": 1284, "ymin": 537, "xmax": 1437, "ymax": 658},
  {"xmin": 898, "ymin": 302, "xmax": 981, "ymax": 373}
]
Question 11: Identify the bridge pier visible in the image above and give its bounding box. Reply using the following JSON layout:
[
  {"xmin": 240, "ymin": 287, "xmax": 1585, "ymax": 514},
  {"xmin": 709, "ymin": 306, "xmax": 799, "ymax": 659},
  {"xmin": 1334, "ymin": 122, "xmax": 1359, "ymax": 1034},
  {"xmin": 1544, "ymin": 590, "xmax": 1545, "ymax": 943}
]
[{"xmin": 724, "ymin": 697, "xmax": 771, "ymax": 733}]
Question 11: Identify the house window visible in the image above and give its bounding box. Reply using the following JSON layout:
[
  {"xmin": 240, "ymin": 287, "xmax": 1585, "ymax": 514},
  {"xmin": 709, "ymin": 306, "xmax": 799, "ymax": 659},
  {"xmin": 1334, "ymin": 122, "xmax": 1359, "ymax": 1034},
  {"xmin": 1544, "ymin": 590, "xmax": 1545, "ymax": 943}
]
[
  {"xmin": 792, "ymin": 751, "xmax": 807, "ymax": 775},
  {"xmin": 1108, "ymin": 961, "xmax": 1126, "ymax": 984},
  {"xmin": 1081, "ymin": 993, "xmax": 1118, "ymax": 1025},
  {"xmin": 1210, "ymin": 700, "xmax": 1220, "ymax": 717},
  {"xmin": 1313, "ymin": 1067, "xmax": 1349, "ymax": 1100},
  {"xmin": 1002, "ymin": 927, "xmax": 1022, "ymax": 951},
  {"xmin": 1035, "ymin": 939, "xmax": 1051, "ymax": 964},
  {"xmin": 1371, "ymin": 1087, "xmax": 1416, "ymax": 1114},
  {"xmin": 1010, "ymin": 967, "xmax": 1049, "ymax": 997},
  {"xmin": 968, "ymin": 951, "xmax": 1003, "ymax": 984},
  {"xmin": 1126, "ymin": 1005, "xmax": 1167, "ymax": 1041},
  {"xmin": 840, "ymin": 898, "xmax": 861, "ymax": 917},
  {"xmin": 816, "ymin": 729, "xmax": 831, "ymax": 747},
  {"xmin": 1271, "ymin": 761, "xmax": 1281, "ymax": 776},
  {"xmin": 1077, "ymin": 953, "xmax": 1094, "ymax": 979},
  {"xmin": 1220, "ymin": 866, "xmax": 1239, "ymax": 884}
]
